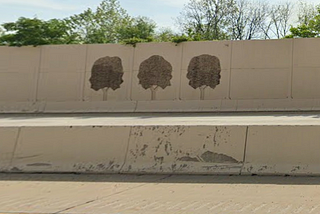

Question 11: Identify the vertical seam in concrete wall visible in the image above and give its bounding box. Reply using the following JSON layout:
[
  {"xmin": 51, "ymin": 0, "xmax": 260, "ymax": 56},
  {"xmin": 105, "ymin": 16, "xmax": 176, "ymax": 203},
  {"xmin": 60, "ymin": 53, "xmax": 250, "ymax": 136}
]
[
  {"xmin": 130, "ymin": 47, "xmax": 136, "ymax": 102},
  {"xmin": 34, "ymin": 47, "xmax": 43, "ymax": 103},
  {"xmin": 9, "ymin": 127, "xmax": 21, "ymax": 169},
  {"xmin": 240, "ymin": 126, "xmax": 249, "ymax": 175},
  {"xmin": 119, "ymin": 126, "xmax": 133, "ymax": 173},
  {"xmin": 81, "ymin": 45, "xmax": 89, "ymax": 101},
  {"xmin": 228, "ymin": 41, "xmax": 233, "ymax": 100},
  {"xmin": 290, "ymin": 39, "xmax": 294, "ymax": 99},
  {"xmin": 178, "ymin": 43, "xmax": 184, "ymax": 100},
  {"xmin": 130, "ymin": 47, "xmax": 139, "ymax": 112}
]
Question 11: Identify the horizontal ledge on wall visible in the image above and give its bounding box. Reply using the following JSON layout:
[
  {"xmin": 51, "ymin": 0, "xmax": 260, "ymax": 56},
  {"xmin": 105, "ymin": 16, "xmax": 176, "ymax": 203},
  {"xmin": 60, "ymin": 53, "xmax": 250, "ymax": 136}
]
[{"xmin": 0, "ymin": 99, "xmax": 319, "ymax": 113}]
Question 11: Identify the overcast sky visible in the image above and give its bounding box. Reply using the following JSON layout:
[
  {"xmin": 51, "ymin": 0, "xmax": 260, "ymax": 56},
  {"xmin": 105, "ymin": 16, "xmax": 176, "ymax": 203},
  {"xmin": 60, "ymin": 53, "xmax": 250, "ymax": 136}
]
[{"xmin": 0, "ymin": 0, "xmax": 319, "ymax": 29}]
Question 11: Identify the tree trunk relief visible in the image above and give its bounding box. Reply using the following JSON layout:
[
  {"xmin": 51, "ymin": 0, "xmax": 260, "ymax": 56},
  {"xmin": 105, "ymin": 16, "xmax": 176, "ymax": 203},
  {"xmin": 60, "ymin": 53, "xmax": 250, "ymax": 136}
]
[
  {"xmin": 199, "ymin": 85, "xmax": 207, "ymax": 100},
  {"xmin": 150, "ymin": 85, "xmax": 159, "ymax": 100},
  {"xmin": 102, "ymin": 87, "xmax": 109, "ymax": 101}
]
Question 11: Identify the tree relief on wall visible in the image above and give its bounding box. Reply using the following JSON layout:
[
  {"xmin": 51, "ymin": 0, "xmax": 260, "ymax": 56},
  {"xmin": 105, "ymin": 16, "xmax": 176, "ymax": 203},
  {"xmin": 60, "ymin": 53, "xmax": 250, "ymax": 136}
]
[
  {"xmin": 138, "ymin": 55, "xmax": 173, "ymax": 100},
  {"xmin": 89, "ymin": 56, "xmax": 124, "ymax": 101},
  {"xmin": 187, "ymin": 54, "xmax": 221, "ymax": 100}
]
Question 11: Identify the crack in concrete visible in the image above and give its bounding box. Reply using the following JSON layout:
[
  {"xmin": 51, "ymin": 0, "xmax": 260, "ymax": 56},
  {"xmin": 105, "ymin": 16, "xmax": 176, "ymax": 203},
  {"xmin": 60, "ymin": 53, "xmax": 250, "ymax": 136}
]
[
  {"xmin": 9, "ymin": 128, "xmax": 21, "ymax": 169},
  {"xmin": 54, "ymin": 174, "xmax": 171, "ymax": 214},
  {"xmin": 240, "ymin": 126, "xmax": 249, "ymax": 175},
  {"xmin": 119, "ymin": 126, "xmax": 133, "ymax": 173}
]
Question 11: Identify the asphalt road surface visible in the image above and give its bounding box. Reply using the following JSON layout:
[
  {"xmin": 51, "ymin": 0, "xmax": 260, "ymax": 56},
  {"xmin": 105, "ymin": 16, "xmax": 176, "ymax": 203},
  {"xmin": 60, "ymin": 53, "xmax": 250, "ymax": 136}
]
[{"xmin": 0, "ymin": 174, "xmax": 320, "ymax": 214}]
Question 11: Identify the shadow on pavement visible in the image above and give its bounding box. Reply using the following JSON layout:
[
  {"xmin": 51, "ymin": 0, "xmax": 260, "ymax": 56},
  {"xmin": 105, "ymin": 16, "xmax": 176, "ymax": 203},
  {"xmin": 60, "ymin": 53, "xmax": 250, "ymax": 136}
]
[{"xmin": 1, "ymin": 173, "xmax": 320, "ymax": 185}]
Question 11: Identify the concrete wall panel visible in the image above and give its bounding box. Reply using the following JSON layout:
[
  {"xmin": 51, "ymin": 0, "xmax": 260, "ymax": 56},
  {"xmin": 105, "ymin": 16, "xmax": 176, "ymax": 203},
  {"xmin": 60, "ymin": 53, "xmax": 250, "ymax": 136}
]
[
  {"xmin": 292, "ymin": 39, "xmax": 320, "ymax": 99},
  {"xmin": 293, "ymin": 38, "xmax": 320, "ymax": 68},
  {"xmin": 131, "ymin": 43, "xmax": 182, "ymax": 101},
  {"xmin": 244, "ymin": 126, "xmax": 320, "ymax": 176},
  {"xmin": 293, "ymin": 68, "xmax": 320, "ymax": 99},
  {"xmin": 11, "ymin": 127, "xmax": 130, "ymax": 173},
  {"xmin": 0, "ymin": 47, "xmax": 40, "ymax": 102},
  {"xmin": 37, "ymin": 45, "xmax": 87, "ymax": 102},
  {"xmin": 180, "ymin": 41, "xmax": 231, "ymax": 100},
  {"xmin": 122, "ymin": 126, "xmax": 246, "ymax": 174},
  {"xmin": 0, "ymin": 128, "xmax": 19, "ymax": 171},
  {"xmin": 232, "ymin": 40, "xmax": 293, "ymax": 69},
  {"xmin": 40, "ymin": 45, "xmax": 86, "ymax": 73},
  {"xmin": 230, "ymin": 69, "xmax": 290, "ymax": 99},
  {"xmin": 85, "ymin": 44, "xmax": 134, "ymax": 101},
  {"xmin": 0, "ymin": 47, "xmax": 40, "ymax": 73},
  {"xmin": 0, "ymin": 73, "xmax": 37, "ymax": 102},
  {"xmin": 37, "ymin": 73, "xmax": 84, "ymax": 101}
]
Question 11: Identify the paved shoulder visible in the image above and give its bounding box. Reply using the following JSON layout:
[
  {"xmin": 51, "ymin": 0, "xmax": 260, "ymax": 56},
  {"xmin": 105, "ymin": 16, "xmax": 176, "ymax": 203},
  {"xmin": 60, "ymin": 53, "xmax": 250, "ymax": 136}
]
[{"xmin": 0, "ymin": 174, "xmax": 320, "ymax": 214}]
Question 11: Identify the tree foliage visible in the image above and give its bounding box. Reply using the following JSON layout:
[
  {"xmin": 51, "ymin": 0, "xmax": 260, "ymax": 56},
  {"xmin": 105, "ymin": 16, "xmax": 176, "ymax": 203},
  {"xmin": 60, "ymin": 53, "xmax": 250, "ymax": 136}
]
[
  {"xmin": 1, "ymin": 0, "xmax": 320, "ymax": 46},
  {"xmin": 66, "ymin": 0, "xmax": 131, "ymax": 44},
  {"xmin": 0, "ymin": 0, "xmax": 157, "ymax": 46},
  {"xmin": 0, "ymin": 17, "xmax": 76, "ymax": 46},
  {"xmin": 286, "ymin": 5, "xmax": 320, "ymax": 38},
  {"xmin": 177, "ymin": 0, "xmax": 236, "ymax": 40}
]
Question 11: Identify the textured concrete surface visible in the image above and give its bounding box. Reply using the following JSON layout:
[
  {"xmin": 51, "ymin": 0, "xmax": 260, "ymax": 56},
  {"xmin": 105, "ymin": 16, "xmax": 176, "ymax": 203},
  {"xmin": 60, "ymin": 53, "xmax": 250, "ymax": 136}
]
[{"xmin": 1, "ymin": 174, "xmax": 320, "ymax": 214}]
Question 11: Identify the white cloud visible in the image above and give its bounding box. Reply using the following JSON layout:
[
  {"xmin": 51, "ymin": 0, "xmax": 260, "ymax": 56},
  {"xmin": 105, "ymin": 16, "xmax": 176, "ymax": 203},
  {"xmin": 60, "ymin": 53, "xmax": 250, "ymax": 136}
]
[{"xmin": 0, "ymin": 0, "xmax": 78, "ymax": 11}]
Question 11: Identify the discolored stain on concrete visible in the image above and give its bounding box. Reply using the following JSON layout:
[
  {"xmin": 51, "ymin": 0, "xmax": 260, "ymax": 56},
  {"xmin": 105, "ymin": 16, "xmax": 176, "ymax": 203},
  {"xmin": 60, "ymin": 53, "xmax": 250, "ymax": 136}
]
[
  {"xmin": 72, "ymin": 162, "xmax": 121, "ymax": 172},
  {"xmin": 27, "ymin": 163, "xmax": 52, "ymax": 167},
  {"xmin": 154, "ymin": 156, "xmax": 164, "ymax": 164},
  {"xmin": 164, "ymin": 142, "xmax": 172, "ymax": 156},
  {"xmin": 140, "ymin": 145, "xmax": 148, "ymax": 156},
  {"xmin": 177, "ymin": 156, "xmax": 200, "ymax": 162},
  {"xmin": 10, "ymin": 167, "xmax": 22, "ymax": 172},
  {"xmin": 177, "ymin": 151, "xmax": 239, "ymax": 164},
  {"xmin": 200, "ymin": 151, "xmax": 239, "ymax": 163},
  {"xmin": 16, "ymin": 154, "xmax": 41, "ymax": 160}
]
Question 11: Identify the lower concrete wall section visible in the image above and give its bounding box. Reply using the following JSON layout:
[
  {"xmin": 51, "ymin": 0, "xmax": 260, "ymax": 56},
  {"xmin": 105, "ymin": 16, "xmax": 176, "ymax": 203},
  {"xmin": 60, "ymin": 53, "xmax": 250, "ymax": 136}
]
[
  {"xmin": 243, "ymin": 126, "xmax": 320, "ymax": 176},
  {"xmin": 0, "ymin": 125, "xmax": 247, "ymax": 175},
  {"xmin": 3, "ymin": 125, "xmax": 320, "ymax": 176}
]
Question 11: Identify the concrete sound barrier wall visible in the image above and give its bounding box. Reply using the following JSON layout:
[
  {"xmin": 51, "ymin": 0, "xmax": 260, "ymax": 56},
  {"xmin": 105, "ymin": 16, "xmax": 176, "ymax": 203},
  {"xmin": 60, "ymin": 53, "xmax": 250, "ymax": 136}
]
[{"xmin": 0, "ymin": 38, "xmax": 320, "ymax": 112}]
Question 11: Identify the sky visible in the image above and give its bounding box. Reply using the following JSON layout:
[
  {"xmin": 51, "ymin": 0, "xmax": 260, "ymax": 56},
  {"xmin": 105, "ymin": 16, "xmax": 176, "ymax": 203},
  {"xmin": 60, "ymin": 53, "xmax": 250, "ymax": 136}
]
[{"xmin": 0, "ymin": 0, "xmax": 319, "ymax": 29}]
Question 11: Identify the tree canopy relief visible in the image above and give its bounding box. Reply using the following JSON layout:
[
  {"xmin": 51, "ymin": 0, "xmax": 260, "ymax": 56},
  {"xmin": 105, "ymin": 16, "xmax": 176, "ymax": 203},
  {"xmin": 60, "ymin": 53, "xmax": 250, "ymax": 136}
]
[
  {"xmin": 138, "ymin": 55, "xmax": 173, "ymax": 100},
  {"xmin": 187, "ymin": 55, "xmax": 221, "ymax": 100},
  {"xmin": 89, "ymin": 54, "xmax": 221, "ymax": 101},
  {"xmin": 90, "ymin": 56, "xmax": 124, "ymax": 101}
]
